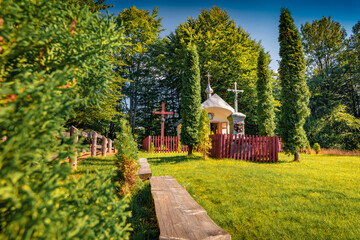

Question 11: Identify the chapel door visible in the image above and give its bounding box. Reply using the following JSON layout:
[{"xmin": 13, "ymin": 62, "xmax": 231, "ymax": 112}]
[
  {"xmin": 210, "ymin": 122, "xmax": 218, "ymax": 134},
  {"xmin": 220, "ymin": 122, "xmax": 228, "ymax": 134},
  {"xmin": 216, "ymin": 122, "xmax": 227, "ymax": 134}
]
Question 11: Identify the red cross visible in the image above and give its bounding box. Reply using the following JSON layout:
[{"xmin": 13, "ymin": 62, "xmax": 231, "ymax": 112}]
[{"xmin": 152, "ymin": 102, "xmax": 173, "ymax": 146}]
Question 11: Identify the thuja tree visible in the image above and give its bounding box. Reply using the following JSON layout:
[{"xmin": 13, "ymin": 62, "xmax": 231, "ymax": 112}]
[
  {"xmin": 278, "ymin": 8, "xmax": 310, "ymax": 161},
  {"xmin": 180, "ymin": 44, "xmax": 201, "ymax": 155},
  {"xmin": 198, "ymin": 109, "xmax": 212, "ymax": 159},
  {"xmin": 0, "ymin": 0, "xmax": 131, "ymax": 238},
  {"xmin": 113, "ymin": 118, "xmax": 139, "ymax": 196},
  {"xmin": 256, "ymin": 48, "xmax": 275, "ymax": 136}
]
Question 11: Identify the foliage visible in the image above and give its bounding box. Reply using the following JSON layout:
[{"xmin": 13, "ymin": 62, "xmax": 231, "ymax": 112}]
[
  {"xmin": 301, "ymin": 16, "xmax": 346, "ymax": 74},
  {"xmin": 180, "ymin": 44, "xmax": 201, "ymax": 155},
  {"xmin": 306, "ymin": 142, "xmax": 312, "ymax": 154},
  {"xmin": 313, "ymin": 143, "xmax": 321, "ymax": 154},
  {"xmin": 301, "ymin": 19, "xmax": 360, "ymax": 150},
  {"xmin": 116, "ymin": 6, "xmax": 164, "ymax": 136},
  {"xmin": 114, "ymin": 118, "xmax": 139, "ymax": 196},
  {"xmin": 142, "ymin": 151, "xmax": 360, "ymax": 239},
  {"xmin": 177, "ymin": 141, "xmax": 182, "ymax": 153},
  {"xmin": 306, "ymin": 105, "xmax": 360, "ymax": 150},
  {"xmin": 256, "ymin": 48, "xmax": 276, "ymax": 136},
  {"xmin": 66, "ymin": 0, "xmax": 114, "ymax": 12},
  {"xmin": 172, "ymin": 6, "xmax": 260, "ymax": 134},
  {"xmin": 197, "ymin": 109, "xmax": 212, "ymax": 159},
  {"xmin": 0, "ymin": 0, "xmax": 130, "ymax": 238},
  {"xmin": 278, "ymin": 8, "xmax": 310, "ymax": 160},
  {"xmin": 150, "ymin": 142, "xmax": 155, "ymax": 154}
]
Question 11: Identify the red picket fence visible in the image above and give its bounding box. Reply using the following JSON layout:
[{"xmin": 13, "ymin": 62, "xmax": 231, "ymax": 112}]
[
  {"xmin": 143, "ymin": 136, "xmax": 188, "ymax": 153},
  {"xmin": 209, "ymin": 134, "xmax": 280, "ymax": 162}
]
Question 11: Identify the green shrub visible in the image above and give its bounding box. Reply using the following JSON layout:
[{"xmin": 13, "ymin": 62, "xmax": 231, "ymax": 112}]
[
  {"xmin": 150, "ymin": 142, "xmax": 155, "ymax": 153},
  {"xmin": 177, "ymin": 141, "xmax": 182, "ymax": 153},
  {"xmin": 114, "ymin": 118, "xmax": 139, "ymax": 196},
  {"xmin": 306, "ymin": 142, "xmax": 312, "ymax": 154},
  {"xmin": 313, "ymin": 143, "xmax": 321, "ymax": 154},
  {"xmin": 0, "ymin": 0, "xmax": 130, "ymax": 238},
  {"xmin": 198, "ymin": 109, "xmax": 212, "ymax": 159}
]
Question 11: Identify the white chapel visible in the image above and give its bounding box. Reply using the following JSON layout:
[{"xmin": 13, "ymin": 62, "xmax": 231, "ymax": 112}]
[{"xmin": 176, "ymin": 79, "xmax": 246, "ymax": 137}]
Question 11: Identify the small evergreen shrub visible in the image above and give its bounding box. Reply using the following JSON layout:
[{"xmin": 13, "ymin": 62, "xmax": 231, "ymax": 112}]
[
  {"xmin": 198, "ymin": 109, "xmax": 212, "ymax": 159},
  {"xmin": 306, "ymin": 142, "xmax": 312, "ymax": 154},
  {"xmin": 150, "ymin": 142, "xmax": 155, "ymax": 153},
  {"xmin": 177, "ymin": 141, "xmax": 182, "ymax": 153},
  {"xmin": 114, "ymin": 118, "xmax": 139, "ymax": 196},
  {"xmin": 313, "ymin": 143, "xmax": 321, "ymax": 154}
]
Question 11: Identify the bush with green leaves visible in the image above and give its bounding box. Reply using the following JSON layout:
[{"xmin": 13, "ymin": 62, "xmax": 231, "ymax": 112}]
[
  {"xmin": 150, "ymin": 142, "xmax": 155, "ymax": 153},
  {"xmin": 313, "ymin": 143, "xmax": 321, "ymax": 154},
  {"xmin": 198, "ymin": 109, "xmax": 212, "ymax": 159},
  {"xmin": 0, "ymin": 0, "xmax": 130, "ymax": 238},
  {"xmin": 114, "ymin": 118, "xmax": 139, "ymax": 196},
  {"xmin": 306, "ymin": 142, "xmax": 312, "ymax": 154},
  {"xmin": 177, "ymin": 141, "xmax": 182, "ymax": 153}
]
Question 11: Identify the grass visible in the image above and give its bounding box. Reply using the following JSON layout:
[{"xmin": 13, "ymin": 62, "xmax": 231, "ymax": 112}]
[
  {"xmin": 74, "ymin": 156, "xmax": 159, "ymax": 240},
  {"xmin": 138, "ymin": 151, "xmax": 360, "ymax": 239}
]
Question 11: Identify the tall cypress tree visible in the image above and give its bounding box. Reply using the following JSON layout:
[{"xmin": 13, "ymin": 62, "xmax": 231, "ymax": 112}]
[
  {"xmin": 256, "ymin": 48, "xmax": 275, "ymax": 136},
  {"xmin": 180, "ymin": 44, "xmax": 201, "ymax": 155},
  {"xmin": 278, "ymin": 8, "xmax": 310, "ymax": 161}
]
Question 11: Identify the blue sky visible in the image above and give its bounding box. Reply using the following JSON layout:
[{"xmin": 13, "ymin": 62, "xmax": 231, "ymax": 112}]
[{"xmin": 107, "ymin": 0, "xmax": 359, "ymax": 70}]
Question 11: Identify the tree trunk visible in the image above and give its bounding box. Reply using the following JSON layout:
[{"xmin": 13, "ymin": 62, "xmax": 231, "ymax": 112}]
[
  {"xmin": 188, "ymin": 145, "xmax": 193, "ymax": 155},
  {"xmin": 294, "ymin": 151, "xmax": 300, "ymax": 162}
]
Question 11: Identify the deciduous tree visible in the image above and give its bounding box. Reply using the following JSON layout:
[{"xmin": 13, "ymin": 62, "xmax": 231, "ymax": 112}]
[{"xmin": 116, "ymin": 6, "xmax": 163, "ymax": 135}]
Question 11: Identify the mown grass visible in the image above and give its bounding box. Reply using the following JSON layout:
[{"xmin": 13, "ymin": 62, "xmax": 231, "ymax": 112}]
[
  {"xmin": 138, "ymin": 151, "xmax": 360, "ymax": 239},
  {"xmin": 74, "ymin": 156, "xmax": 159, "ymax": 240}
]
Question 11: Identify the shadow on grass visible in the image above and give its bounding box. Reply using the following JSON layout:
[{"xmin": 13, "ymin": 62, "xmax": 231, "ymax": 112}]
[
  {"xmin": 147, "ymin": 155, "xmax": 202, "ymax": 166},
  {"xmin": 129, "ymin": 181, "xmax": 159, "ymax": 240}
]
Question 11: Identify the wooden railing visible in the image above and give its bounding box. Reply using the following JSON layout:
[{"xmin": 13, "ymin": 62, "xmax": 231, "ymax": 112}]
[
  {"xmin": 209, "ymin": 134, "xmax": 280, "ymax": 162},
  {"xmin": 65, "ymin": 126, "xmax": 116, "ymax": 168},
  {"xmin": 143, "ymin": 136, "xmax": 188, "ymax": 153}
]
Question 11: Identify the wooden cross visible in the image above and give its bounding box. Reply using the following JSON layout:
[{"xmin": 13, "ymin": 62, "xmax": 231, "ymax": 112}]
[
  {"xmin": 227, "ymin": 82, "xmax": 244, "ymax": 113},
  {"xmin": 152, "ymin": 102, "xmax": 174, "ymax": 146}
]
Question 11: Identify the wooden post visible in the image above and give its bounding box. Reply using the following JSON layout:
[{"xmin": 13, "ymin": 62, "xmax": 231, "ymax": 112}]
[
  {"xmin": 148, "ymin": 136, "xmax": 151, "ymax": 153},
  {"xmin": 69, "ymin": 126, "xmax": 78, "ymax": 169},
  {"xmin": 108, "ymin": 138, "xmax": 112, "ymax": 153},
  {"xmin": 102, "ymin": 136, "xmax": 107, "ymax": 157},
  {"xmin": 91, "ymin": 130, "xmax": 97, "ymax": 157}
]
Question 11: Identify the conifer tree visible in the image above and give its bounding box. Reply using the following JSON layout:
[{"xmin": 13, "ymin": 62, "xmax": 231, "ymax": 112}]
[
  {"xmin": 278, "ymin": 8, "xmax": 310, "ymax": 161},
  {"xmin": 180, "ymin": 44, "xmax": 201, "ymax": 155},
  {"xmin": 256, "ymin": 48, "xmax": 276, "ymax": 136},
  {"xmin": 0, "ymin": 1, "xmax": 131, "ymax": 238},
  {"xmin": 198, "ymin": 109, "xmax": 212, "ymax": 159}
]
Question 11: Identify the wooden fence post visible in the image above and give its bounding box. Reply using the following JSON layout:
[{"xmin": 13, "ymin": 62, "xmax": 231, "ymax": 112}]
[
  {"xmin": 102, "ymin": 136, "xmax": 107, "ymax": 157},
  {"xmin": 91, "ymin": 131, "xmax": 97, "ymax": 157},
  {"xmin": 108, "ymin": 138, "xmax": 112, "ymax": 153},
  {"xmin": 69, "ymin": 126, "xmax": 78, "ymax": 169}
]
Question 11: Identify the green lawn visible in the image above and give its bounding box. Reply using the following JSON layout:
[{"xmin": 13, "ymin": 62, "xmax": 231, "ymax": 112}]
[{"xmin": 138, "ymin": 152, "xmax": 360, "ymax": 239}]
